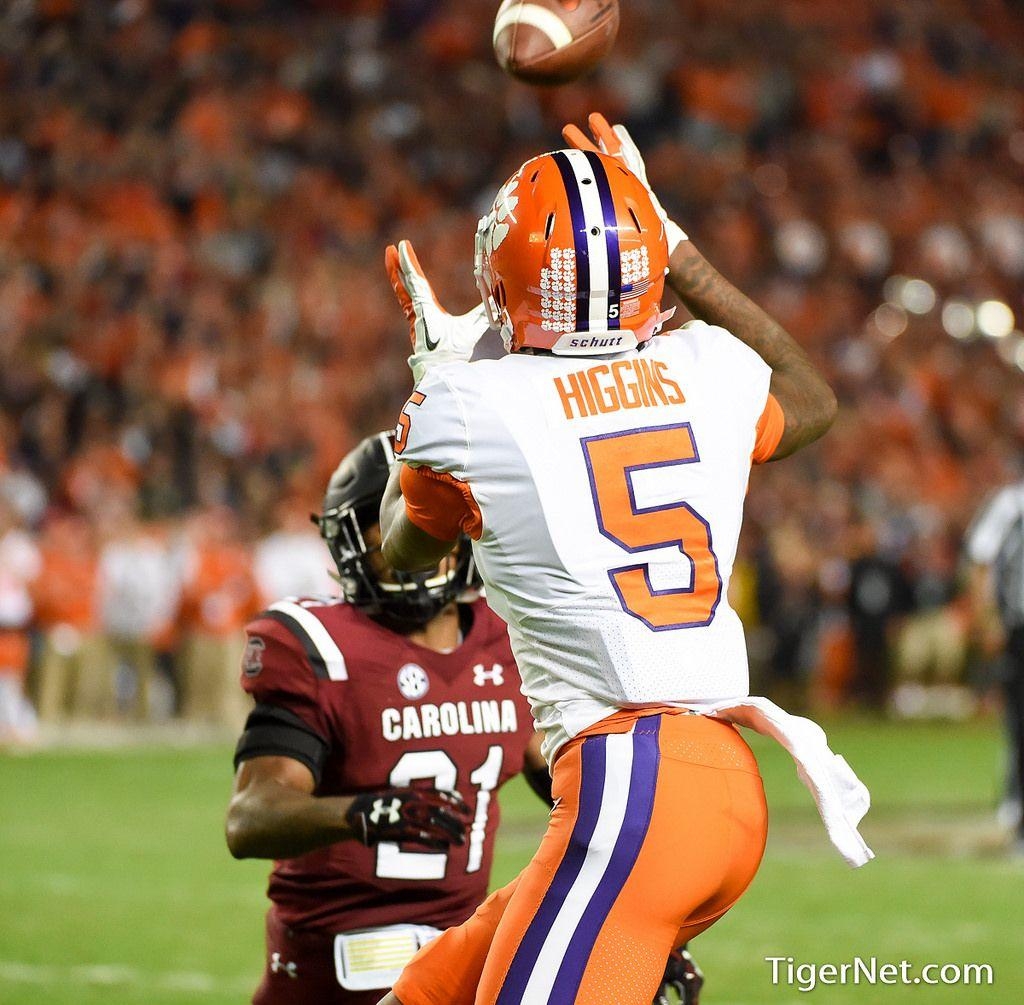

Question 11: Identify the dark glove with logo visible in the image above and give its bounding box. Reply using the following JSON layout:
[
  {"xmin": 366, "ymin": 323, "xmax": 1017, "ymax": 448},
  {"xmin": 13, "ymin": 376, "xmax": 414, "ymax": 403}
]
[
  {"xmin": 345, "ymin": 787, "xmax": 473, "ymax": 849},
  {"xmin": 654, "ymin": 945, "xmax": 704, "ymax": 1005}
]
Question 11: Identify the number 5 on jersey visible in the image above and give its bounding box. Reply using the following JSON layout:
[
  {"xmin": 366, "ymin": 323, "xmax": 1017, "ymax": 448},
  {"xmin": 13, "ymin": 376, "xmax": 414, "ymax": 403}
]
[
  {"xmin": 395, "ymin": 391, "xmax": 426, "ymax": 456},
  {"xmin": 582, "ymin": 423, "xmax": 722, "ymax": 631}
]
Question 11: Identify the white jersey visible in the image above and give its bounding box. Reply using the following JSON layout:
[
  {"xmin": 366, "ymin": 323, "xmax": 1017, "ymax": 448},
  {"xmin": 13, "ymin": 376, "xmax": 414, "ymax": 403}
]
[{"xmin": 398, "ymin": 321, "xmax": 776, "ymax": 760}]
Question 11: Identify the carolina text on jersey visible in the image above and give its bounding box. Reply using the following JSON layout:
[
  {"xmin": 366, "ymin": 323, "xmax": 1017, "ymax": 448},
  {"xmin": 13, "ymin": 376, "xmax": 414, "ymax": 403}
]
[{"xmin": 381, "ymin": 698, "xmax": 521, "ymax": 742}]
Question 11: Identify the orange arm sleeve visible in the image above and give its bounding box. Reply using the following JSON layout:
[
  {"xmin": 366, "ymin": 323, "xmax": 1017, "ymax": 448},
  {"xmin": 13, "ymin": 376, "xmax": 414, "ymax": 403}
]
[
  {"xmin": 399, "ymin": 465, "xmax": 483, "ymax": 541},
  {"xmin": 752, "ymin": 393, "xmax": 785, "ymax": 464}
]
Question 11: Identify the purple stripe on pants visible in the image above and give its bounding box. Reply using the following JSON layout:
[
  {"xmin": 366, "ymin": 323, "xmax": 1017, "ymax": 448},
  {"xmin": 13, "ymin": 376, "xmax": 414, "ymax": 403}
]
[
  {"xmin": 495, "ymin": 733, "xmax": 608, "ymax": 1004},
  {"xmin": 547, "ymin": 715, "xmax": 662, "ymax": 1003}
]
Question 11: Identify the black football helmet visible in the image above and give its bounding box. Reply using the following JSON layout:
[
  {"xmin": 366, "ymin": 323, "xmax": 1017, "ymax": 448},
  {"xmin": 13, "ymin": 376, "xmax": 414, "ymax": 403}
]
[{"xmin": 314, "ymin": 431, "xmax": 477, "ymax": 632}]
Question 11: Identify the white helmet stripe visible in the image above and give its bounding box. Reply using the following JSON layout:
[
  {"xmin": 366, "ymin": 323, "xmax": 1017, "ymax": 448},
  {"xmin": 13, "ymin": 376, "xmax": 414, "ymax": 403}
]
[{"xmin": 561, "ymin": 150, "xmax": 611, "ymax": 333}]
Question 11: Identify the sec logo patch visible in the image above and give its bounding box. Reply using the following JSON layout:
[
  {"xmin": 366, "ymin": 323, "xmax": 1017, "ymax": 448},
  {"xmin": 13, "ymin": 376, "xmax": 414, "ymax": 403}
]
[
  {"xmin": 396, "ymin": 663, "xmax": 429, "ymax": 700},
  {"xmin": 243, "ymin": 636, "xmax": 266, "ymax": 678}
]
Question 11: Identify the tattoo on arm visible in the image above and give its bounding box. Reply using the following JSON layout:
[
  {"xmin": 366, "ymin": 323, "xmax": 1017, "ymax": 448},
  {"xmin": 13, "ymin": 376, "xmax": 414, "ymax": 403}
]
[{"xmin": 668, "ymin": 244, "xmax": 836, "ymax": 458}]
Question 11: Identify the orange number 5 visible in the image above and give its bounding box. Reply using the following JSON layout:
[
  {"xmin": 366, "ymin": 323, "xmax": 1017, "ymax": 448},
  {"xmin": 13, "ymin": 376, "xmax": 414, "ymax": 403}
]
[
  {"xmin": 394, "ymin": 390, "xmax": 426, "ymax": 456},
  {"xmin": 581, "ymin": 423, "xmax": 722, "ymax": 631}
]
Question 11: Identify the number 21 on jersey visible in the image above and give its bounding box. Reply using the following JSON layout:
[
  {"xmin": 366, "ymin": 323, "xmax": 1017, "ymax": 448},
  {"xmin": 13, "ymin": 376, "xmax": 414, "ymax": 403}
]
[
  {"xmin": 581, "ymin": 422, "xmax": 722, "ymax": 631},
  {"xmin": 376, "ymin": 747, "xmax": 503, "ymax": 880}
]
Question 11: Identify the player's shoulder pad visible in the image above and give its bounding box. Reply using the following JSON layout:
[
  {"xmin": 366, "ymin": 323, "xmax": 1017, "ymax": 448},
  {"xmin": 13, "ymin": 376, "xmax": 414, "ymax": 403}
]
[
  {"xmin": 423, "ymin": 358, "xmax": 493, "ymax": 402},
  {"xmin": 402, "ymin": 368, "xmax": 472, "ymax": 477},
  {"xmin": 675, "ymin": 319, "xmax": 747, "ymax": 352},
  {"xmin": 415, "ymin": 362, "xmax": 462, "ymax": 393},
  {"xmin": 467, "ymin": 597, "xmax": 514, "ymax": 650},
  {"xmin": 248, "ymin": 597, "xmax": 349, "ymax": 682},
  {"xmin": 673, "ymin": 319, "xmax": 770, "ymax": 375}
]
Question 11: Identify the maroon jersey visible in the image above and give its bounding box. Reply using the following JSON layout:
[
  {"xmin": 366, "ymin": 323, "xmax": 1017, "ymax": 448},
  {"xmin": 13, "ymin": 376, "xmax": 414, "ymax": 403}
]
[{"xmin": 238, "ymin": 596, "xmax": 535, "ymax": 934}]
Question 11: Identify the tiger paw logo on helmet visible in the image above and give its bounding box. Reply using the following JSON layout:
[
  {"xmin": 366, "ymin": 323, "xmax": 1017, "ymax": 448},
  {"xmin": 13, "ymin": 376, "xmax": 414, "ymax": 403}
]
[
  {"xmin": 474, "ymin": 149, "xmax": 674, "ymax": 356},
  {"xmin": 477, "ymin": 176, "xmax": 520, "ymax": 259}
]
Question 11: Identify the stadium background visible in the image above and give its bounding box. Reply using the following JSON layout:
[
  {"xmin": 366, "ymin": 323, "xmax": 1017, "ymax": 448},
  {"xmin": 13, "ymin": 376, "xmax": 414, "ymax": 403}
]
[{"xmin": 1, "ymin": 0, "xmax": 1022, "ymax": 1002}]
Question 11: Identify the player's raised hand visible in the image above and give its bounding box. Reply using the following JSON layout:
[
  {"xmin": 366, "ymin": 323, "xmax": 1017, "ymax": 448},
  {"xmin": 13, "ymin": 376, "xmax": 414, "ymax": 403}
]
[
  {"xmin": 345, "ymin": 786, "xmax": 474, "ymax": 849},
  {"xmin": 385, "ymin": 239, "xmax": 489, "ymax": 385},
  {"xmin": 562, "ymin": 112, "xmax": 689, "ymax": 256}
]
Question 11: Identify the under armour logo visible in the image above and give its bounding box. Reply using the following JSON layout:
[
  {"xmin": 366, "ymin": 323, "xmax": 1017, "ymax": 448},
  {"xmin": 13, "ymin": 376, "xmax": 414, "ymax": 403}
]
[
  {"xmin": 270, "ymin": 953, "xmax": 298, "ymax": 979},
  {"xmin": 473, "ymin": 663, "xmax": 504, "ymax": 687},
  {"xmin": 369, "ymin": 797, "xmax": 402, "ymax": 826}
]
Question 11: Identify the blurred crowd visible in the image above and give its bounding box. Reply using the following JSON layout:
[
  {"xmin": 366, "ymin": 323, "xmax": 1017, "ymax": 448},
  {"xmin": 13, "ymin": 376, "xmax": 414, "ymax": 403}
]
[{"xmin": 2, "ymin": 0, "xmax": 1023, "ymax": 740}]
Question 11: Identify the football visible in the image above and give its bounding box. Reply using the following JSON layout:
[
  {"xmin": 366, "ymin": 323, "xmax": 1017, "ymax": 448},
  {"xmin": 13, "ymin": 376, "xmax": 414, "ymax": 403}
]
[{"xmin": 493, "ymin": 0, "xmax": 620, "ymax": 86}]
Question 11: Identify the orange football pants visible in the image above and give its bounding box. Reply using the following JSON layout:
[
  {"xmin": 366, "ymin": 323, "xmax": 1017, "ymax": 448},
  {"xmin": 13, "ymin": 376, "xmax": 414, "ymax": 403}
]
[{"xmin": 393, "ymin": 709, "xmax": 767, "ymax": 1005}]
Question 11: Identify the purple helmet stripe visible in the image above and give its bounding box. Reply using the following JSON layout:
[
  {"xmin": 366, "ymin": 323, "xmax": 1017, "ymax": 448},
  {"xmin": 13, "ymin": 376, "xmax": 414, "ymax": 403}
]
[
  {"xmin": 495, "ymin": 734, "xmax": 607, "ymax": 1004},
  {"xmin": 583, "ymin": 150, "xmax": 621, "ymax": 330},
  {"xmin": 546, "ymin": 715, "xmax": 662, "ymax": 1002},
  {"xmin": 551, "ymin": 151, "xmax": 591, "ymax": 332}
]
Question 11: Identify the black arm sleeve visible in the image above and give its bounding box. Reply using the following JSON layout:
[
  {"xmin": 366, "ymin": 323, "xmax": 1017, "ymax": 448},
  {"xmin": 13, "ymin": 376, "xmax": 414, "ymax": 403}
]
[{"xmin": 233, "ymin": 703, "xmax": 330, "ymax": 785}]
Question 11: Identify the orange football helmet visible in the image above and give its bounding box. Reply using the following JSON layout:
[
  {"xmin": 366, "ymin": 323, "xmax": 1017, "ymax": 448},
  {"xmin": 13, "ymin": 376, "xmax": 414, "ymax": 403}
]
[{"xmin": 474, "ymin": 149, "xmax": 674, "ymax": 355}]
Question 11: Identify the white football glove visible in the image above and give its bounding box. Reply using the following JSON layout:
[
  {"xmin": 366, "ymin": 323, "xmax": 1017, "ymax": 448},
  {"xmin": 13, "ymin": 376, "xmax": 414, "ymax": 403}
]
[
  {"xmin": 562, "ymin": 112, "xmax": 689, "ymax": 256},
  {"xmin": 385, "ymin": 240, "xmax": 490, "ymax": 385}
]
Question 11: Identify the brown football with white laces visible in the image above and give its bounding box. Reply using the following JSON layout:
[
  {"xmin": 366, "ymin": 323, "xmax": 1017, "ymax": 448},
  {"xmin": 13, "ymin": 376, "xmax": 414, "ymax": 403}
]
[{"xmin": 493, "ymin": 0, "xmax": 619, "ymax": 86}]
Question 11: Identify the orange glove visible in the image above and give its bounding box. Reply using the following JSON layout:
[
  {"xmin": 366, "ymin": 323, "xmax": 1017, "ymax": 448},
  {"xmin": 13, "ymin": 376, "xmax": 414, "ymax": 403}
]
[{"xmin": 562, "ymin": 112, "xmax": 689, "ymax": 255}]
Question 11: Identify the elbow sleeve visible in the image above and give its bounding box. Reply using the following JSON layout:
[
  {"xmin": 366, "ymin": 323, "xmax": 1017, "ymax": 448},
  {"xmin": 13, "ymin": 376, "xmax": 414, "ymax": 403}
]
[{"xmin": 234, "ymin": 704, "xmax": 329, "ymax": 785}]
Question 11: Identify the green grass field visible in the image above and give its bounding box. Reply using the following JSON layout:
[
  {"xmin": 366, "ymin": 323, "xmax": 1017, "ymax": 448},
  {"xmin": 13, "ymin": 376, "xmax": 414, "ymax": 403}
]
[{"xmin": 2, "ymin": 717, "xmax": 1021, "ymax": 1004}]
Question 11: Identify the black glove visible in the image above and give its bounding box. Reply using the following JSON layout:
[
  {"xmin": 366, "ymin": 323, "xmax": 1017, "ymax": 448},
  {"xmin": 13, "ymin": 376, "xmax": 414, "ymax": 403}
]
[
  {"xmin": 345, "ymin": 787, "xmax": 473, "ymax": 849},
  {"xmin": 654, "ymin": 945, "xmax": 704, "ymax": 1005}
]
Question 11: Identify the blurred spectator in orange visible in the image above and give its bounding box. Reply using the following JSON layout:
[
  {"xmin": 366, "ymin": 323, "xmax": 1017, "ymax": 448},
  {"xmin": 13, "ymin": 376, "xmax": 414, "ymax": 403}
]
[
  {"xmin": 1, "ymin": 0, "xmax": 1023, "ymax": 725},
  {"xmin": 178, "ymin": 506, "xmax": 260, "ymax": 730},
  {"xmin": 31, "ymin": 512, "xmax": 107, "ymax": 722}
]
